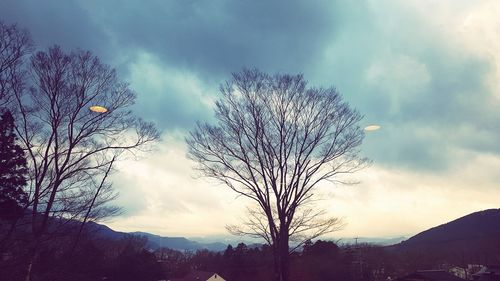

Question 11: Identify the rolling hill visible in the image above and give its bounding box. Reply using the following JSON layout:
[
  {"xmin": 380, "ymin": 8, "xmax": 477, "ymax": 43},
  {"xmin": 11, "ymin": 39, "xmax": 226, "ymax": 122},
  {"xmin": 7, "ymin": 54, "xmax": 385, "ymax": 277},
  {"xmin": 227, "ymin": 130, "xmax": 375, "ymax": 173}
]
[
  {"xmin": 390, "ymin": 209, "xmax": 500, "ymax": 260},
  {"xmin": 398, "ymin": 209, "xmax": 500, "ymax": 247}
]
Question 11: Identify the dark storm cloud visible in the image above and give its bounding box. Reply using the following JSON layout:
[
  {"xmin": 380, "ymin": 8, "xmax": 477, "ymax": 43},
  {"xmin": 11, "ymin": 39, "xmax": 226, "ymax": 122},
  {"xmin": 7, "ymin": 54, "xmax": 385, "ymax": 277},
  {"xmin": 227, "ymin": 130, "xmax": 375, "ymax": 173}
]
[
  {"xmin": 125, "ymin": 54, "xmax": 217, "ymax": 130},
  {"xmin": 2, "ymin": 0, "xmax": 500, "ymax": 172},
  {"xmin": 0, "ymin": 0, "xmax": 110, "ymax": 58},
  {"xmin": 80, "ymin": 0, "xmax": 340, "ymax": 78},
  {"xmin": 1, "ymin": 0, "xmax": 342, "ymax": 131}
]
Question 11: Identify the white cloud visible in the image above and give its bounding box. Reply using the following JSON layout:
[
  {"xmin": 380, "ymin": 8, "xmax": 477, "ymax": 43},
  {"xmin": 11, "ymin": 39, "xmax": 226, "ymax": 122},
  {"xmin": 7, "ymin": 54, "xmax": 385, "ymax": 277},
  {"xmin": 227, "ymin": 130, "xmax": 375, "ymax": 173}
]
[
  {"xmin": 106, "ymin": 130, "xmax": 500, "ymax": 239},
  {"xmin": 385, "ymin": 0, "xmax": 500, "ymax": 101},
  {"xmin": 107, "ymin": 134, "xmax": 247, "ymax": 237},
  {"xmin": 322, "ymin": 149, "xmax": 500, "ymax": 238},
  {"xmin": 366, "ymin": 55, "xmax": 431, "ymax": 115},
  {"xmin": 458, "ymin": 2, "xmax": 500, "ymax": 101}
]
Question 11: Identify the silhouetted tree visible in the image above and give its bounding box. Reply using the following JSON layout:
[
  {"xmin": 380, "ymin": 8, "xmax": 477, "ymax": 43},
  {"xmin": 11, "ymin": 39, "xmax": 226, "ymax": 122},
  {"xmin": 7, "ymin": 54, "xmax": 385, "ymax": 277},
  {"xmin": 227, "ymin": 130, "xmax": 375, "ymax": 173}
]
[
  {"xmin": 296, "ymin": 240, "xmax": 351, "ymax": 281},
  {"xmin": 0, "ymin": 110, "xmax": 28, "ymax": 221},
  {"xmin": 0, "ymin": 110, "xmax": 29, "ymax": 273},
  {"xmin": 217, "ymin": 243, "xmax": 273, "ymax": 281},
  {"xmin": 223, "ymin": 244, "xmax": 234, "ymax": 259},
  {"xmin": 10, "ymin": 45, "xmax": 159, "ymax": 280},
  {"xmin": 187, "ymin": 69, "xmax": 367, "ymax": 281},
  {"xmin": 155, "ymin": 247, "xmax": 191, "ymax": 278},
  {"xmin": 107, "ymin": 247, "xmax": 162, "ymax": 281}
]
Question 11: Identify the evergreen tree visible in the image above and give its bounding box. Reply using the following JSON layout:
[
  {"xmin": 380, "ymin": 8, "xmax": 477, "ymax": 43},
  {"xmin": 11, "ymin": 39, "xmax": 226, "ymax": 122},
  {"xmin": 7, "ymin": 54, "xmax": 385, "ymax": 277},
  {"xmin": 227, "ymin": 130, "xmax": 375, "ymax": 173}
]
[{"xmin": 0, "ymin": 110, "xmax": 28, "ymax": 220}]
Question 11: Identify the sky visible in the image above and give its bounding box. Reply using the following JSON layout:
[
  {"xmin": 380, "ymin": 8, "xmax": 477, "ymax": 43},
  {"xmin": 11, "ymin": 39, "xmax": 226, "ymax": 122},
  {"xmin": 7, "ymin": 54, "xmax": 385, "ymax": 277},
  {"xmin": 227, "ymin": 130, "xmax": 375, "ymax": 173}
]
[{"xmin": 1, "ymin": 0, "xmax": 500, "ymax": 240}]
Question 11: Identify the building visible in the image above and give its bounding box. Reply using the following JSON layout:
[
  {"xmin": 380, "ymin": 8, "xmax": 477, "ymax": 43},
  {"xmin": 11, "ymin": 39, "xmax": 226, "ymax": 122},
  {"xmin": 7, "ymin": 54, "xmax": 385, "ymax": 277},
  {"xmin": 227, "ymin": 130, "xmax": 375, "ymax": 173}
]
[
  {"xmin": 449, "ymin": 266, "xmax": 467, "ymax": 279},
  {"xmin": 168, "ymin": 270, "xmax": 226, "ymax": 281}
]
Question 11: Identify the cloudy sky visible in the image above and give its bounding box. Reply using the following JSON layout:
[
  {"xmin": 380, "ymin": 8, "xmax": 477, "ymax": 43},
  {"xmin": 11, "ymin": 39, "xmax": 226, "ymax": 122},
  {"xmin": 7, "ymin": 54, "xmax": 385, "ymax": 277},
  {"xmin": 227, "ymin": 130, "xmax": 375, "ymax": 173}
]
[{"xmin": 2, "ymin": 0, "xmax": 500, "ymax": 239}]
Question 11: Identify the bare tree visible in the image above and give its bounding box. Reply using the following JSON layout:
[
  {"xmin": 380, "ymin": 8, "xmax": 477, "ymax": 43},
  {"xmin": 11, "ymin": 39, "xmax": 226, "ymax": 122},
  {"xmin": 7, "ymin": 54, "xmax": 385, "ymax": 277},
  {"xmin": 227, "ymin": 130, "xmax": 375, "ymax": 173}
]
[
  {"xmin": 227, "ymin": 204, "xmax": 345, "ymax": 253},
  {"xmin": 11, "ymin": 46, "xmax": 159, "ymax": 281},
  {"xmin": 187, "ymin": 69, "xmax": 367, "ymax": 281},
  {"xmin": 0, "ymin": 21, "xmax": 32, "ymax": 107},
  {"xmin": 0, "ymin": 21, "xmax": 33, "ymax": 267}
]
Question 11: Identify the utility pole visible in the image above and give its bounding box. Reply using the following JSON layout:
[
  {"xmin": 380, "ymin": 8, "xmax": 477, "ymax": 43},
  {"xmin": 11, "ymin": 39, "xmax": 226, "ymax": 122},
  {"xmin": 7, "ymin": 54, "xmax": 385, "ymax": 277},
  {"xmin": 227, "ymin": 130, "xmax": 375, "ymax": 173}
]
[{"xmin": 353, "ymin": 237, "xmax": 363, "ymax": 281}]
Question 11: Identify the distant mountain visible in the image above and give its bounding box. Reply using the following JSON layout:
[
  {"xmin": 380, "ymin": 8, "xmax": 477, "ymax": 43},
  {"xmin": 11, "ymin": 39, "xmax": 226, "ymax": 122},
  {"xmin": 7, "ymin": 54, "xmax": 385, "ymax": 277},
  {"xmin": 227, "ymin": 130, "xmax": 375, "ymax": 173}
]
[
  {"xmin": 399, "ymin": 209, "xmax": 500, "ymax": 246},
  {"xmin": 390, "ymin": 209, "xmax": 500, "ymax": 256},
  {"xmin": 85, "ymin": 221, "xmax": 128, "ymax": 240},
  {"xmin": 131, "ymin": 231, "xmax": 228, "ymax": 252},
  {"xmin": 86, "ymin": 221, "xmax": 409, "ymax": 252},
  {"xmin": 84, "ymin": 222, "xmax": 228, "ymax": 251},
  {"xmin": 90, "ymin": 209, "xmax": 500, "ymax": 254}
]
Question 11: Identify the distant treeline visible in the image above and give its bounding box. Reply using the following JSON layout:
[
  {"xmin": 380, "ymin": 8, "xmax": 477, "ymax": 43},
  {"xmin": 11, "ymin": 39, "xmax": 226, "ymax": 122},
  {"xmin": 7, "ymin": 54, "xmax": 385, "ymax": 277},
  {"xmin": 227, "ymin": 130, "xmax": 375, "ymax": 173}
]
[
  {"xmin": 4, "ymin": 221, "xmax": 500, "ymax": 281},
  {"xmin": 0, "ymin": 220, "xmax": 430, "ymax": 281},
  {"xmin": 0, "ymin": 227, "xmax": 390, "ymax": 281}
]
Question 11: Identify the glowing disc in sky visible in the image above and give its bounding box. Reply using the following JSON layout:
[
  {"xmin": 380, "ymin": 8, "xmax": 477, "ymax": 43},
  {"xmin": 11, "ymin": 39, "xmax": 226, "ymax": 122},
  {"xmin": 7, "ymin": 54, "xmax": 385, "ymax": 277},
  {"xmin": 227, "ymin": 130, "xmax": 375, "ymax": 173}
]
[
  {"xmin": 364, "ymin": 124, "xmax": 381, "ymax": 132},
  {"xmin": 89, "ymin": 105, "xmax": 108, "ymax": 113}
]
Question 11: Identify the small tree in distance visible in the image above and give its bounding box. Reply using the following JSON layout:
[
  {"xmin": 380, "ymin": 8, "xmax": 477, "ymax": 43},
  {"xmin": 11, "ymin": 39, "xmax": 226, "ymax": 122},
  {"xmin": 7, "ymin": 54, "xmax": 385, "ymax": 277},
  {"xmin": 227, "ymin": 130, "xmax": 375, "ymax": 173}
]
[{"xmin": 187, "ymin": 69, "xmax": 368, "ymax": 281}]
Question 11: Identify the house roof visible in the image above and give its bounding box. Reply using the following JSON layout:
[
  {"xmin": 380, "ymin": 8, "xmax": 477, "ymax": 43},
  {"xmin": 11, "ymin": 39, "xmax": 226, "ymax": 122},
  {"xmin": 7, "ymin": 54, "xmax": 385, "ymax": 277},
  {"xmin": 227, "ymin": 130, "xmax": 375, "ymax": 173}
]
[
  {"xmin": 396, "ymin": 270, "xmax": 464, "ymax": 281},
  {"xmin": 169, "ymin": 270, "xmax": 222, "ymax": 281}
]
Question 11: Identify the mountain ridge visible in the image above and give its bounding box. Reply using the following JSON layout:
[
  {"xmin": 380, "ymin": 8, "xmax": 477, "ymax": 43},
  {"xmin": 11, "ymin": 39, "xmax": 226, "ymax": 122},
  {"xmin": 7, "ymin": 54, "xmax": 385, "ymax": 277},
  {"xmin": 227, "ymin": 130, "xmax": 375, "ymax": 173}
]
[
  {"xmin": 86, "ymin": 208, "xmax": 500, "ymax": 253},
  {"xmin": 398, "ymin": 209, "xmax": 500, "ymax": 247},
  {"xmin": 387, "ymin": 208, "xmax": 500, "ymax": 260}
]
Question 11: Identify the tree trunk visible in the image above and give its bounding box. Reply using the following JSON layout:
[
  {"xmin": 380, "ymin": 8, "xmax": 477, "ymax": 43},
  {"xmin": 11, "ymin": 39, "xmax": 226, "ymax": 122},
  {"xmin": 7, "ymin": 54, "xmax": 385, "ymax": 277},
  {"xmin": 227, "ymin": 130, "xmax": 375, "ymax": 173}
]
[
  {"xmin": 25, "ymin": 259, "xmax": 33, "ymax": 281},
  {"xmin": 25, "ymin": 222, "xmax": 43, "ymax": 281},
  {"xmin": 273, "ymin": 230, "xmax": 290, "ymax": 281},
  {"xmin": 273, "ymin": 247, "xmax": 280, "ymax": 281},
  {"xmin": 25, "ymin": 242, "xmax": 39, "ymax": 281}
]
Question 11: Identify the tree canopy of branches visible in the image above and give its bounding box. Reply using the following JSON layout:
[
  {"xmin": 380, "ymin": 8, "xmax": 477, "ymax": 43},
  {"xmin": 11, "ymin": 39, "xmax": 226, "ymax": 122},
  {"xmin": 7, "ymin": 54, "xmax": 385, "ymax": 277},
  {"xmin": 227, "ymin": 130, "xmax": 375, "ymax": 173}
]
[
  {"xmin": 15, "ymin": 44, "xmax": 159, "ymax": 227},
  {"xmin": 187, "ymin": 69, "xmax": 367, "ymax": 281},
  {"xmin": 0, "ymin": 21, "xmax": 160, "ymax": 279},
  {"xmin": 0, "ymin": 21, "xmax": 32, "ymax": 107},
  {"xmin": 11, "ymin": 45, "xmax": 160, "ymax": 280},
  {"xmin": 0, "ymin": 110, "xmax": 28, "ymax": 221}
]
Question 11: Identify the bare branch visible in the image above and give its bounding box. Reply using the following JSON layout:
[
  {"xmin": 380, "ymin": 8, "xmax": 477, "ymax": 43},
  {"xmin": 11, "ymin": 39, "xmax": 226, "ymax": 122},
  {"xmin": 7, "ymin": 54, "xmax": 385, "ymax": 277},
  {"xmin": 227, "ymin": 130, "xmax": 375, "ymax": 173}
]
[
  {"xmin": 0, "ymin": 21, "xmax": 33, "ymax": 107},
  {"xmin": 8, "ymin": 45, "xmax": 159, "ymax": 259}
]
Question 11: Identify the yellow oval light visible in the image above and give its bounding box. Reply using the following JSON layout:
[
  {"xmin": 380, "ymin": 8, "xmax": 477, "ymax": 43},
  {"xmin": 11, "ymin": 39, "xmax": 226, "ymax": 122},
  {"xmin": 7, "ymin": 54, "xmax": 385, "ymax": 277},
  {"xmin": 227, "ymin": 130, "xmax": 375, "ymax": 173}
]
[
  {"xmin": 89, "ymin": 105, "xmax": 108, "ymax": 113},
  {"xmin": 364, "ymin": 124, "xmax": 381, "ymax": 132}
]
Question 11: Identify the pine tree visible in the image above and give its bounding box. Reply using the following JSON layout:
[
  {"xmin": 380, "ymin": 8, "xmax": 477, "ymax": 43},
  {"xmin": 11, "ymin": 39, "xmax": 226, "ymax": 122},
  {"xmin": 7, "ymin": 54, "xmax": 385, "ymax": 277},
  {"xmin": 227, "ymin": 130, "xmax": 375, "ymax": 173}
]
[{"xmin": 0, "ymin": 110, "xmax": 28, "ymax": 220}]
